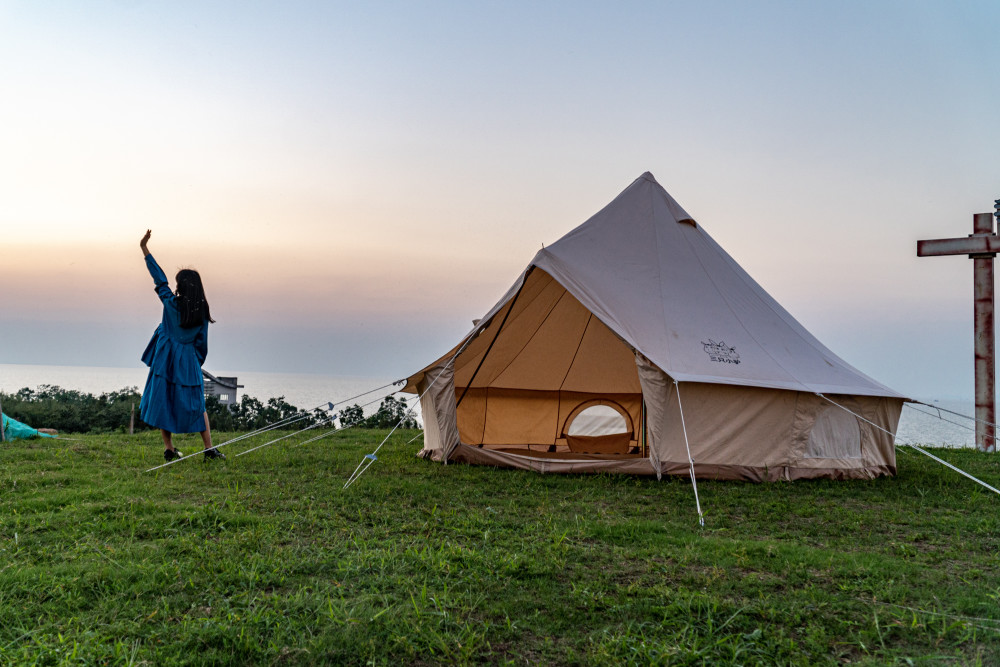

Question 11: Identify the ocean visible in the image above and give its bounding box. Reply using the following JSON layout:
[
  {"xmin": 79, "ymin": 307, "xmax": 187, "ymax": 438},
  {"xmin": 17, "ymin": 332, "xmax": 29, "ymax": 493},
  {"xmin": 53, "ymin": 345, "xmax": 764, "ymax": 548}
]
[
  {"xmin": 895, "ymin": 399, "xmax": 976, "ymax": 449},
  {"xmin": 0, "ymin": 363, "xmax": 979, "ymax": 448}
]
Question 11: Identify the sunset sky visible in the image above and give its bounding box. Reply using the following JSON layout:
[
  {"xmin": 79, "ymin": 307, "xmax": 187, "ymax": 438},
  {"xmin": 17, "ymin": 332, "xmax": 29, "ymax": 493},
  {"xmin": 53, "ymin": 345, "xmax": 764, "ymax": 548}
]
[{"xmin": 2, "ymin": 1, "xmax": 999, "ymax": 400}]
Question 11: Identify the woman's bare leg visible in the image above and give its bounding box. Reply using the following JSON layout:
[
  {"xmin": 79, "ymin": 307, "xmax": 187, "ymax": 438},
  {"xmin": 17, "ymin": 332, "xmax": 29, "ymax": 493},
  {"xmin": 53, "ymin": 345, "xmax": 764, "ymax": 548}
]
[
  {"xmin": 160, "ymin": 429, "xmax": 174, "ymax": 450},
  {"xmin": 200, "ymin": 412, "xmax": 213, "ymax": 450}
]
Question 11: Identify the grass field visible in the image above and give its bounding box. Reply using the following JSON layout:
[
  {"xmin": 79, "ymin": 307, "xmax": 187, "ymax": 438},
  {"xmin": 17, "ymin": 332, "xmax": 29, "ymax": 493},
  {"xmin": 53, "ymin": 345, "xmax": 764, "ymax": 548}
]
[{"xmin": 1, "ymin": 428, "xmax": 999, "ymax": 665}]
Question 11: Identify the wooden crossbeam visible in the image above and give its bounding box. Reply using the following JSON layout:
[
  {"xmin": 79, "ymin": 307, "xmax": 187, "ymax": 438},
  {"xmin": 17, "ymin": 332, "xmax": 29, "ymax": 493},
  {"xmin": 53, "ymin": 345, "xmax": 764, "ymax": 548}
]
[{"xmin": 918, "ymin": 235, "xmax": 1000, "ymax": 257}]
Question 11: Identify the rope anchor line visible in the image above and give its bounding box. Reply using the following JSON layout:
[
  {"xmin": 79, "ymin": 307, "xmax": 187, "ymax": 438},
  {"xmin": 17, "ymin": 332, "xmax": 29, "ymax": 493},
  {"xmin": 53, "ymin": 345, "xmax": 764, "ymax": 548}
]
[
  {"xmin": 904, "ymin": 401, "xmax": 997, "ymax": 449},
  {"xmin": 674, "ymin": 381, "xmax": 705, "ymax": 528},
  {"xmin": 343, "ymin": 369, "xmax": 445, "ymax": 490},
  {"xmin": 912, "ymin": 399, "xmax": 1000, "ymax": 431},
  {"xmin": 817, "ymin": 393, "xmax": 1000, "ymax": 496},
  {"xmin": 144, "ymin": 379, "xmax": 404, "ymax": 473}
]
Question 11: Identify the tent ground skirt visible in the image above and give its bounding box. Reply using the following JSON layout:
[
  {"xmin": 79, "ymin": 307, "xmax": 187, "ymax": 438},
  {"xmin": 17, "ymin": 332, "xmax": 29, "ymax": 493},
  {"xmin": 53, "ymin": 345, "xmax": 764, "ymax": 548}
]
[{"xmin": 422, "ymin": 443, "xmax": 896, "ymax": 481}]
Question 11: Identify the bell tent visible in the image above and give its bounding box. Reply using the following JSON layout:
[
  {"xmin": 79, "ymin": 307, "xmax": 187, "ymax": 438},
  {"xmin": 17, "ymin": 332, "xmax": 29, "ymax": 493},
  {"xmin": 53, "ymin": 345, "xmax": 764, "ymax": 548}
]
[{"xmin": 403, "ymin": 173, "xmax": 905, "ymax": 482}]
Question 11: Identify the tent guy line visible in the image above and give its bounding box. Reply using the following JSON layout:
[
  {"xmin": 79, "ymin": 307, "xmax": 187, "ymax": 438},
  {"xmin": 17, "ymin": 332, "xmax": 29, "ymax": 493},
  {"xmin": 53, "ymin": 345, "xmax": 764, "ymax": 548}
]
[
  {"xmin": 143, "ymin": 380, "xmax": 403, "ymax": 473},
  {"xmin": 342, "ymin": 290, "xmax": 535, "ymax": 490},
  {"xmin": 867, "ymin": 599, "xmax": 1000, "ymax": 633},
  {"xmin": 817, "ymin": 394, "xmax": 1000, "ymax": 496},
  {"xmin": 144, "ymin": 409, "xmax": 324, "ymax": 473},
  {"xmin": 344, "ymin": 368, "xmax": 449, "ymax": 490},
  {"xmin": 912, "ymin": 399, "xmax": 1000, "ymax": 436},
  {"xmin": 904, "ymin": 403, "xmax": 988, "ymax": 436},
  {"xmin": 233, "ymin": 415, "xmax": 334, "ymax": 459},
  {"xmin": 147, "ymin": 386, "xmax": 400, "ymax": 472},
  {"xmin": 339, "ymin": 382, "xmax": 998, "ymax": 507},
  {"xmin": 674, "ymin": 381, "xmax": 704, "ymax": 527},
  {"xmin": 239, "ymin": 387, "xmax": 403, "ymax": 457}
]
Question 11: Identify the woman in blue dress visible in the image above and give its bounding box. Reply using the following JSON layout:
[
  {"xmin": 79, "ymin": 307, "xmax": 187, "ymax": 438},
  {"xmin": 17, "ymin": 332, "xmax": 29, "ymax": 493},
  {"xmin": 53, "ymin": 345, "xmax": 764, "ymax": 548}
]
[{"xmin": 139, "ymin": 230, "xmax": 225, "ymax": 462}]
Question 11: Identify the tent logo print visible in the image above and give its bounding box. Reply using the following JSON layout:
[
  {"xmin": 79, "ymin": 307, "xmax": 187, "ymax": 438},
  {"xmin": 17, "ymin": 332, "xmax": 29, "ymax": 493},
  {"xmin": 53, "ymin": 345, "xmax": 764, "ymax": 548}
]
[{"xmin": 702, "ymin": 340, "xmax": 740, "ymax": 364}]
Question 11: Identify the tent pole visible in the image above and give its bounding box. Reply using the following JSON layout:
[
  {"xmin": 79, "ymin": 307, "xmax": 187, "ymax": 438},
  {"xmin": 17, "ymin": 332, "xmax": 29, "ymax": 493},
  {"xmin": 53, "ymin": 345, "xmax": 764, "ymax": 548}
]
[
  {"xmin": 455, "ymin": 267, "xmax": 533, "ymax": 408},
  {"xmin": 640, "ymin": 400, "xmax": 646, "ymax": 457}
]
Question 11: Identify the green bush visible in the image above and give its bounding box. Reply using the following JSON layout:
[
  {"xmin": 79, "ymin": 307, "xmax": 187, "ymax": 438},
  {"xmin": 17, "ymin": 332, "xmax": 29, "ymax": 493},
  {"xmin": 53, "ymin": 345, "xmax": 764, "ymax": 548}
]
[
  {"xmin": 1, "ymin": 385, "xmax": 145, "ymax": 434},
  {"xmin": 207, "ymin": 394, "xmax": 329, "ymax": 431},
  {"xmin": 1, "ymin": 386, "xmax": 330, "ymax": 434},
  {"xmin": 339, "ymin": 395, "xmax": 417, "ymax": 429}
]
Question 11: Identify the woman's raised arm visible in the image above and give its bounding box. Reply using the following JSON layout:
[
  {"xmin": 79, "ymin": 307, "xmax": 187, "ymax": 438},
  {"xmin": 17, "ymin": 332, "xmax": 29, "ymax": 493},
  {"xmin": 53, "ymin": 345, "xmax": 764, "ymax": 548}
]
[{"xmin": 140, "ymin": 230, "xmax": 172, "ymax": 302}]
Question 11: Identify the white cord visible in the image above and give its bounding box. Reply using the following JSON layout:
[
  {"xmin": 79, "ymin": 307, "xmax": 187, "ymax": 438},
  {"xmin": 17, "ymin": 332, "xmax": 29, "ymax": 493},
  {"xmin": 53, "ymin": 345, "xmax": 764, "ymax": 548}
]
[
  {"xmin": 817, "ymin": 394, "xmax": 1000, "ymax": 496},
  {"xmin": 674, "ymin": 382, "xmax": 705, "ymax": 527},
  {"xmin": 344, "ymin": 370, "xmax": 445, "ymax": 489}
]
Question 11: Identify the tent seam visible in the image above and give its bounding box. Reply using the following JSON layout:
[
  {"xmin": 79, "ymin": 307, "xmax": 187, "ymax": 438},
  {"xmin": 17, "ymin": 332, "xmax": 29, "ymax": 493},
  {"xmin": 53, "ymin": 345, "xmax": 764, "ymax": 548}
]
[
  {"xmin": 651, "ymin": 185, "xmax": 674, "ymax": 370},
  {"xmin": 485, "ymin": 288, "xmax": 572, "ymax": 389},
  {"xmin": 558, "ymin": 313, "xmax": 594, "ymax": 392},
  {"xmin": 553, "ymin": 313, "xmax": 596, "ymax": 445},
  {"xmin": 454, "ymin": 268, "xmax": 553, "ymax": 386}
]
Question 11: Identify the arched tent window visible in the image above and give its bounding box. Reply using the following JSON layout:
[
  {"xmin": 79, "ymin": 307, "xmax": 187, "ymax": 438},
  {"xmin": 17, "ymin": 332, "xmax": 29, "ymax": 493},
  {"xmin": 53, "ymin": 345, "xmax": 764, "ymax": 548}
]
[
  {"xmin": 561, "ymin": 400, "xmax": 635, "ymax": 455},
  {"xmin": 566, "ymin": 404, "xmax": 629, "ymax": 436}
]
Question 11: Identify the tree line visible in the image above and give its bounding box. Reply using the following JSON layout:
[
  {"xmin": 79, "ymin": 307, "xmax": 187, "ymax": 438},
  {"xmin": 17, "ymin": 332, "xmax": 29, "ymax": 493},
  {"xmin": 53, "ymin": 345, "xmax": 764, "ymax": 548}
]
[{"xmin": 1, "ymin": 385, "xmax": 418, "ymax": 434}]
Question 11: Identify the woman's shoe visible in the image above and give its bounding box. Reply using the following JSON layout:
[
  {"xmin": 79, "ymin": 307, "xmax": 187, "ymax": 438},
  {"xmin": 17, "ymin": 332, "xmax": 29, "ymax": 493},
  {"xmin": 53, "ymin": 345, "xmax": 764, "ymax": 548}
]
[
  {"xmin": 203, "ymin": 447, "xmax": 225, "ymax": 461},
  {"xmin": 164, "ymin": 449, "xmax": 183, "ymax": 462}
]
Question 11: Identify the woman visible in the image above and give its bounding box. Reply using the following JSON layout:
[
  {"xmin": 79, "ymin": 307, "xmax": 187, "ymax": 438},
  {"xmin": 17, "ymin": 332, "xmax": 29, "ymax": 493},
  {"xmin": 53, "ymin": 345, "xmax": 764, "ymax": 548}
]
[{"xmin": 139, "ymin": 230, "xmax": 225, "ymax": 462}]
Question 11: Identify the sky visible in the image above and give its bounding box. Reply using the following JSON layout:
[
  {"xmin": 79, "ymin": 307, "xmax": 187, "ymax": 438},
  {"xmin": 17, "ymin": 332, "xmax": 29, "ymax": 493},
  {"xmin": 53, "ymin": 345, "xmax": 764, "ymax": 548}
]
[{"xmin": 1, "ymin": 0, "xmax": 999, "ymax": 400}]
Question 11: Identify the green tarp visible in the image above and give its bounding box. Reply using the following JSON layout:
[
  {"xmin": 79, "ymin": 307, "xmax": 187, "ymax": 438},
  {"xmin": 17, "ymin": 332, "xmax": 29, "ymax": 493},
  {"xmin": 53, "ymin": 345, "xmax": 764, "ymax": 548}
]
[{"xmin": 1, "ymin": 413, "xmax": 57, "ymax": 440}]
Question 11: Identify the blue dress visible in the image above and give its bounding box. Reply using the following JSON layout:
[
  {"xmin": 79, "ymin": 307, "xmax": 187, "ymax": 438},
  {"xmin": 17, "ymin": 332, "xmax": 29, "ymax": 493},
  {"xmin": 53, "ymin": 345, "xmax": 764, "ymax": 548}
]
[{"xmin": 139, "ymin": 254, "xmax": 209, "ymax": 434}]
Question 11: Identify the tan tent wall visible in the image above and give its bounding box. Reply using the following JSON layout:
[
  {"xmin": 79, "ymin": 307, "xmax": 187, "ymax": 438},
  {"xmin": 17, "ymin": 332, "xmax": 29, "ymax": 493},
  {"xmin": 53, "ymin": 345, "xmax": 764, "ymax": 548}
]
[
  {"xmin": 439, "ymin": 356, "xmax": 901, "ymax": 480},
  {"xmin": 454, "ymin": 387, "xmax": 642, "ymax": 449},
  {"xmin": 444, "ymin": 386, "xmax": 902, "ymax": 481},
  {"xmin": 787, "ymin": 392, "xmax": 902, "ymax": 475},
  {"xmin": 415, "ymin": 267, "xmax": 646, "ymax": 454},
  {"xmin": 406, "ymin": 268, "xmax": 642, "ymax": 396},
  {"xmin": 637, "ymin": 362, "xmax": 902, "ymax": 480},
  {"xmin": 410, "ymin": 285, "xmax": 902, "ymax": 479}
]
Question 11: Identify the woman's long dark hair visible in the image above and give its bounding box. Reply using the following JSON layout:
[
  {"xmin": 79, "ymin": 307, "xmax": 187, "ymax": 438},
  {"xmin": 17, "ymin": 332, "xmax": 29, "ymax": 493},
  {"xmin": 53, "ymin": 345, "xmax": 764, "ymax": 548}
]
[{"xmin": 175, "ymin": 269, "xmax": 215, "ymax": 328}]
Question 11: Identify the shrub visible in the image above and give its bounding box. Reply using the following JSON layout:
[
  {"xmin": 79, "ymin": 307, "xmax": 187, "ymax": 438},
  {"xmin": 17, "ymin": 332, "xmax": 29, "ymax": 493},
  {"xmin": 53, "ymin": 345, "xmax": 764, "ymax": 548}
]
[
  {"xmin": 1, "ymin": 385, "xmax": 145, "ymax": 434},
  {"xmin": 1, "ymin": 387, "xmax": 330, "ymax": 434},
  {"xmin": 339, "ymin": 396, "xmax": 417, "ymax": 429}
]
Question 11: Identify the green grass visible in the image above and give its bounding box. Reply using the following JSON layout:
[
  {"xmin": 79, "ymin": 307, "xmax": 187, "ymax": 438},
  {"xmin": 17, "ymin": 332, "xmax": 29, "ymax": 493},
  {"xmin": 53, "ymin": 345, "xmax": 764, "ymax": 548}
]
[{"xmin": 1, "ymin": 430, "xmax": 999, "ymax": 665}]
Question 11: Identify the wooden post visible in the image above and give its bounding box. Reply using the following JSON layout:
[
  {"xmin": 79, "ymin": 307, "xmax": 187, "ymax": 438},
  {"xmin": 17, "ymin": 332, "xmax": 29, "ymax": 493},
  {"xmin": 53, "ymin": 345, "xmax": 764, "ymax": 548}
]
[
  {"xmin": 129, "ymin": 402, "xmax": 135, "ymax": 435},
  {"xmin": 973, "ymin": 214, "xmax": 996, "ymax": 453},
  {"xmin": 0, "ymin": 395, "xmax": 5, "ymax": 442},
  {"xmin": 917, "ymin": 212, "xmax": 998, "ymax": 452}
]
